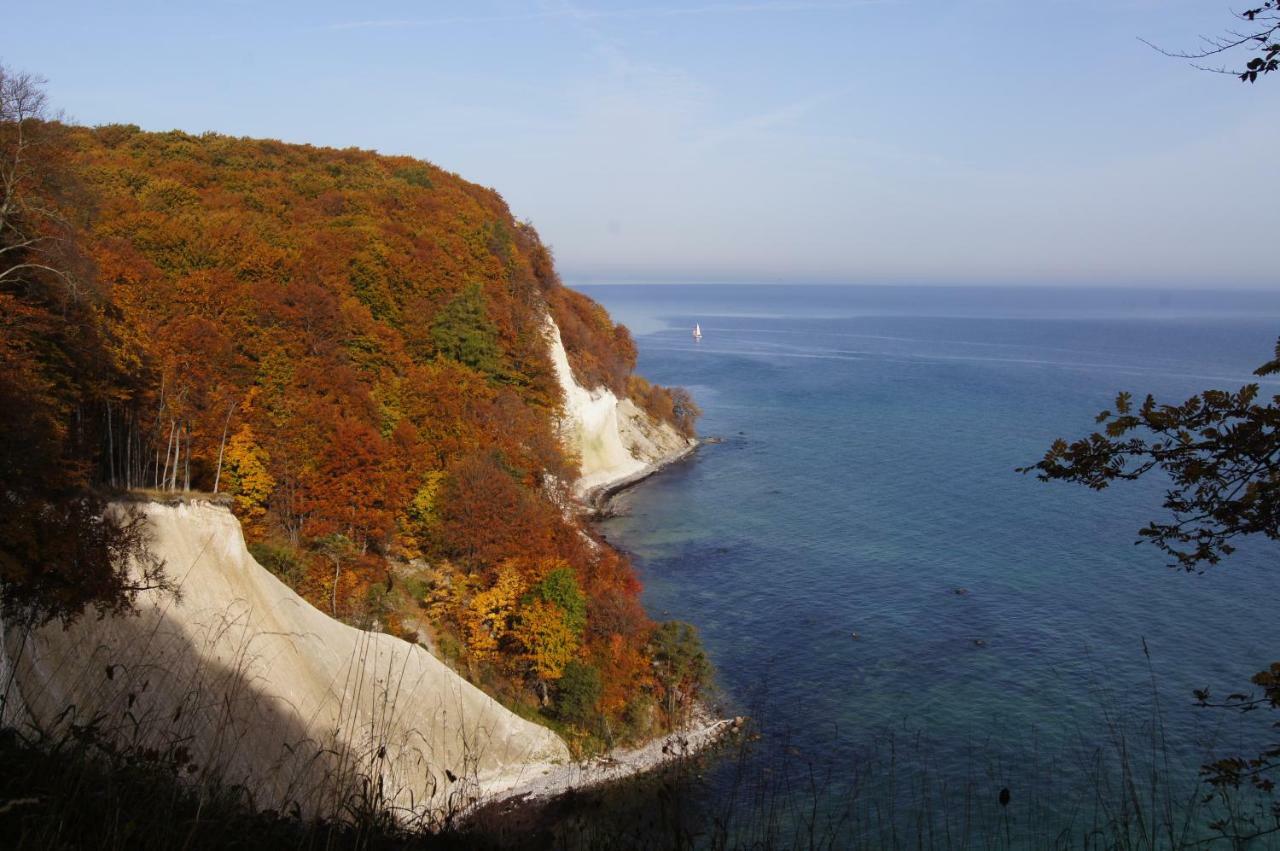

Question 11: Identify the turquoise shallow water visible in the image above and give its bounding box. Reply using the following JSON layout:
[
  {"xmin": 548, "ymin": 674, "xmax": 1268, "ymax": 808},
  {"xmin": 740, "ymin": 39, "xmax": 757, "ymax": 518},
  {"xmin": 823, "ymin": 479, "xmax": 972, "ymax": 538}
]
[{"xmin": 579, "ymin": 284, "xmax": 1280, "ymax": 844}]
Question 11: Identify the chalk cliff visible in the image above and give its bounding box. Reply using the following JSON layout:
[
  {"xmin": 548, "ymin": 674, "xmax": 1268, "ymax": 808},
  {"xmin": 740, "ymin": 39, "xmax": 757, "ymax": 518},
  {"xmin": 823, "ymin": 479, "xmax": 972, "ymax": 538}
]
[
  {"xmin": 546, "ymin": 318, "xmax": 695, "ymax": 503},
  {"xmin": 1, "ymin": 500, "xmax": 569, "ymax": 821}
]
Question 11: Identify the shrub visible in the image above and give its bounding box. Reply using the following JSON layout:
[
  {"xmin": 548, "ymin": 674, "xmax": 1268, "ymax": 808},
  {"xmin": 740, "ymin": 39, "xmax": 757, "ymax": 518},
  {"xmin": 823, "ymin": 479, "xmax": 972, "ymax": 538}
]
[
  {"xmin": 650, "ymin": 620, "xmax": 713, "ymax": 722},
  {"xmin": 668, "ymin": 386, "xmax": 701, "ymax": 438},
  {"xmin": 247, "ymin": 540, "xmax": 307, "ymax": 586},
  {"xmin": 620, "ymin": 693, "xmax": 659, "ymax": 741},
  {"xmin": 393, "ymin": 163, "xmax": 434, "ymax": 188},
  {"xmin": 556, "ymin": 660, "xmax": 603, "ymax": 726},
  {"xmin": 430, "ymin": 283, "xmax": 504, "ymax": 377},
  {"xmin": 626, "ymin": 375, "xmax": 700, "ymax": 438},
  {"xmin": 436, "ymin": 631, "xmax": 464, "ymax": 666},
  {"xmin": 526, "ymin": 566, "xmax": 587, "ymax": 637}
]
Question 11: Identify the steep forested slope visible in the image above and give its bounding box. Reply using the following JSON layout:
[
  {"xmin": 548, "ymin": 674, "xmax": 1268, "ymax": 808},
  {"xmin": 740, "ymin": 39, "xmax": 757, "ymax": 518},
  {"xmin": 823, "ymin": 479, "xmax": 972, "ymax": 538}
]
[{"xmin": 1, "ymin": 117, "xmax": 706, "ymax": 748}]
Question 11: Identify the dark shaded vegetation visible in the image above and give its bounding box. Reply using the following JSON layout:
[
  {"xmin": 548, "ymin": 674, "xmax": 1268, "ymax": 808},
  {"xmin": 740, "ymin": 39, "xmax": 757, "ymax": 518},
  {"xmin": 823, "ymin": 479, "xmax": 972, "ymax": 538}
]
[
  {"xmin": 651, "ymin": 621, "xmax": 715, "ymax": 725},
  {"xmin": 0, "ymin": 66, "xmax": 168, "ymax": 626},
  {"xmin": 0, "ymin": 729, "xmax": 430, "ymax": 851},
  {"xmin": 8, "ymin": 667, "xmax": 1279, "ymax": 850}
]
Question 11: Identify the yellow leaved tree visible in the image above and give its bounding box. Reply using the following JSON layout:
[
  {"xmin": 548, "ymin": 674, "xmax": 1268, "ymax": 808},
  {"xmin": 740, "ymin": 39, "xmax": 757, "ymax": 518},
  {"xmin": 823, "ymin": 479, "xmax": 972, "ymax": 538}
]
[
  {"xmin": 513, "ymin": 598, "xmax": 579, "ymax": 681},
  {"xmin": 463, "ymin": 564, "xmax": 525, "ymax": 660},
  {"xmin": 224, "ymin": 425, "xmax": 274, "ymax": 526}
]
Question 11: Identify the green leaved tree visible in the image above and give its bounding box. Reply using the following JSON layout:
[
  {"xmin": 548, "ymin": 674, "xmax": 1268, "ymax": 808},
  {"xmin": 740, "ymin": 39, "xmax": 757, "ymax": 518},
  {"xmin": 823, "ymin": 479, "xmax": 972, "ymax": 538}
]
[{"xmin": 430, "ymin": 283, "xmax": 504, "ymax": 378}]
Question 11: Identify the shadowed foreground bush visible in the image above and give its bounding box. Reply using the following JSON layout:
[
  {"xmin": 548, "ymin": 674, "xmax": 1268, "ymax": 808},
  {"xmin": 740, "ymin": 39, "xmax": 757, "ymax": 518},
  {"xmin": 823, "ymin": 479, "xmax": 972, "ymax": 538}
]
[{"xmin": 0, "ymin": 726, "xmax": 447, "ymax": 851}]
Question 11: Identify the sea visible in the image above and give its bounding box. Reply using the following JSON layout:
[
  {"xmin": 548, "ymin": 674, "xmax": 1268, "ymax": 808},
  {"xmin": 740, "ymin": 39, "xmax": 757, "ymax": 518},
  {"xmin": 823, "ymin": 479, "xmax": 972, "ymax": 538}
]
[{"xmin": 567, "ymin": 284, "xmax": 1280, "ymax": 849}]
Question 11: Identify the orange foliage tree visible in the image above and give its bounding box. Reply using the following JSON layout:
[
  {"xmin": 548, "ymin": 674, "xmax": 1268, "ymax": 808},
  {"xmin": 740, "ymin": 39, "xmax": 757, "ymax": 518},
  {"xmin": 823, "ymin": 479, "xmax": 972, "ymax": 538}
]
[{"xmin": 2, "ymin": 99, "xmax": 705, "ymax": 737}]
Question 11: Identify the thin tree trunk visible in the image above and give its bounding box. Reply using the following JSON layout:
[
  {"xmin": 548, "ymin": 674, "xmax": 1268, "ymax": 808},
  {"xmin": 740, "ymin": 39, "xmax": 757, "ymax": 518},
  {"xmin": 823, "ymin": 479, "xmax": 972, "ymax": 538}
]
[
  {"xmin": 173, "ymin": 423, "xmax": 181, "ymax": 491},
  {"xmin": 160, "ymin": 420, "xmax": 170, "ymax": 491},
  {"xmin": 213, "ymin": 401, "xmax": 236, "ymax": 493},
  {"xmin": 105, "ymin": 401, "xmax": 115, "ymax": 488},
  {"xmin": 332, "ymin": 558, "xmax": 341, "ymax": 617},
  {"xmin": 129, "ymin": 415, "xmax": 135, "ymax": 490},
  {"xmin": 151, "ymin": 380, "xmax": 166, "ymax": 490},
  {"xmin": 183, "ymin": 422, "xmax": 191, "ymax": 492},
  {"xmin": 161, "ymin": 419, "xmax": 176, "ymax": 492}
]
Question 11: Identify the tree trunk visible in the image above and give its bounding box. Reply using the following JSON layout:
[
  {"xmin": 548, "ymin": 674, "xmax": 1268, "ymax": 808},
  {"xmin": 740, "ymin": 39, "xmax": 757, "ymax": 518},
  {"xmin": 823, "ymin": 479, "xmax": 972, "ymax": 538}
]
[
  {"xmin": 331, "ymin": 557, "xmax": 341, "ymax": 617},
  {"xmin": 170, "ymin": 421, "xmax": 179, "ymax": 491},
  {"xmin": 151, "ymin": 380, "xmax": 166, "ymax": 490},
  {"xmin": 213, "ymin": 401, "xmax": 235, "ymax": 493},
  {"xmin": 105, "ymin": 401, "xmax": 115, "ymax": 488},
  {"xmin": 124, "ymin": 413, "xmax": 131, "ymax": 490},
  {"xmin": 161, "ymin": 419, "xmax": 176, "ymax": 492}
]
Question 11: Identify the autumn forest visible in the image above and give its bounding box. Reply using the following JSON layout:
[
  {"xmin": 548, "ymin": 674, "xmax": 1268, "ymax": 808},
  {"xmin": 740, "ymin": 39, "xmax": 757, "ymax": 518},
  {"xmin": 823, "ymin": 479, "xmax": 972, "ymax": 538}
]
[{"xmin": 0, "ymin": 67, "xmax": 707, "ymax": 750}]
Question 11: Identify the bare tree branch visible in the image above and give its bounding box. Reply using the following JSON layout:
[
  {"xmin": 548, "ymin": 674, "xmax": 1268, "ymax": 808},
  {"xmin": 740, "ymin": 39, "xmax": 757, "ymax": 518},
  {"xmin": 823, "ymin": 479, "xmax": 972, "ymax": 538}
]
[{"xmin": 1143, "ymin": 3, "xmax": 1280, "ymax": 82}]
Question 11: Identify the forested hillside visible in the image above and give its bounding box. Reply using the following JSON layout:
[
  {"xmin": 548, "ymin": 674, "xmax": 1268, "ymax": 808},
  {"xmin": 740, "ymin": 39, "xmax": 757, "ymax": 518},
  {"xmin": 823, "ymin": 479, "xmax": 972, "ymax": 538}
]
[{"xmin": 1, "ymin": 81, "xmax": 706, "ymax": 750}]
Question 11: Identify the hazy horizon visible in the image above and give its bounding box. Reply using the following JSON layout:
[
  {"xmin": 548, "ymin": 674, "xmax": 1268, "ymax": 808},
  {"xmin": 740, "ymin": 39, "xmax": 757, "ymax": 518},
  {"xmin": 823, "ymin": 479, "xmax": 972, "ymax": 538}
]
[
  {"xmin": 9, "ymin": 0, "xmax": 1280, "ymax": 288},
  {"xmin": 570, "ymin": 278, "xmax": 1280, "ymax": 290}
]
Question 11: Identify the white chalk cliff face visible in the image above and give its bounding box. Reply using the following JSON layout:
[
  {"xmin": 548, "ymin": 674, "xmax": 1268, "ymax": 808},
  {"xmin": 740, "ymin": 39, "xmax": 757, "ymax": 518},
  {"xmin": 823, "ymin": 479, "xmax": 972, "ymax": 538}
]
[
  {"xmin": 1, "ymin": 501, "xmax": 569, "ymax": 820},
  {"xmin": 546, "ymin": 318, "xmax": 694, "ymax": 499}
]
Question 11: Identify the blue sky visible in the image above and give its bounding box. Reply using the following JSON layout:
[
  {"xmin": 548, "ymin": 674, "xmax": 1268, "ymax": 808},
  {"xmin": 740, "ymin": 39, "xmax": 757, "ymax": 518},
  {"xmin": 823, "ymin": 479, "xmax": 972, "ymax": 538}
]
[{"xmin": 7, "ymin": 1, "xmax": 1279, "ymax": 286}]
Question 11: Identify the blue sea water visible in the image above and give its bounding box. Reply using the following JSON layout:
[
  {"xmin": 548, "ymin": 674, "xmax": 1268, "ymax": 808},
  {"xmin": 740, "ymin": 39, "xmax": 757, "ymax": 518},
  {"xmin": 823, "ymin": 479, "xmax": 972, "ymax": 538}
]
[{"xmin": 578, "ymin": 284, "xmax": 1280, "ymax": 846}]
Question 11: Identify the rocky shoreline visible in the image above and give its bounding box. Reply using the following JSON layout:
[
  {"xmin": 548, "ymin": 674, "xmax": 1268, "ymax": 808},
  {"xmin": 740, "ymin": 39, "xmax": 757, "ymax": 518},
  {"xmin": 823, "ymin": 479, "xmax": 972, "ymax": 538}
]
[
  {"xmin": 463, "ymin": 710, "xmax": 742, "ymax": 826},
  {"xmin": 580, "ymin": 439, "xmax": 701, "ymax": 517},
  {"xmin": 450, "ymin": 435, "xmax": 733, "ymax": 825},
  {"xmin": 502, "ymin": 338, "xmax": 723, "ymax": 825}
]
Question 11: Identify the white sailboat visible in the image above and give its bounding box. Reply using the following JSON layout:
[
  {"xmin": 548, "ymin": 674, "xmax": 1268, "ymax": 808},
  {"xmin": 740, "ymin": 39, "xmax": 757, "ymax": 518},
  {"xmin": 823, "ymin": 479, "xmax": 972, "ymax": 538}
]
[{"xmin": 692, "ymin": 322, "xmax": 702, "ymax": 341}]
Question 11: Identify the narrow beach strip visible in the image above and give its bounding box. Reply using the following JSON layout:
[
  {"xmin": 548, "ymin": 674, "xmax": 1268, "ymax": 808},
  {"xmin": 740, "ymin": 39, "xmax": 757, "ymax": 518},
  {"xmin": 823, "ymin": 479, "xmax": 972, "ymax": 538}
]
[{"xmin": 467, "ymin": 713, "xmax": 740, "ymax": 820}]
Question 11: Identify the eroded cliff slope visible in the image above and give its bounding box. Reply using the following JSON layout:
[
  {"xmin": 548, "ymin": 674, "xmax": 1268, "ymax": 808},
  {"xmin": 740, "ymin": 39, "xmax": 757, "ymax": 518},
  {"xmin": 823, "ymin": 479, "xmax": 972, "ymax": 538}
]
[
  {"xmin": 547, "ymin": 318, "xmax": 695, "ymax": 502},
  {"xmin": 1, "ymin": 500, "xmax": 569, "ymax": 821}
]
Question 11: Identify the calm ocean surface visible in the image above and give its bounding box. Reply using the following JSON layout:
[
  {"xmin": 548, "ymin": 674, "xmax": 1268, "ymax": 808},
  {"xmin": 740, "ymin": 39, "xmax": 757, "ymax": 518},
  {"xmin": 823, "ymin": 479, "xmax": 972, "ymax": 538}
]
[{"xmin": 578, "ymin": 284, "xmax": 1280, "ymax": 845}]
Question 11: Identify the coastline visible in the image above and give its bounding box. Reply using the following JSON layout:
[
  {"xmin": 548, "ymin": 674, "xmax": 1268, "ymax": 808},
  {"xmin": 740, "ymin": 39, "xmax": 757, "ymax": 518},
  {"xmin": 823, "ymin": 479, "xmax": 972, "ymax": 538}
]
[
  {"xmin": 464, "ymin": 710, "xmax": 740, "ymax": 826},
  {"xmin": 454, "ymin": 435, "xmax": 734, "ymax": 823},
  {"xmin": 580, "ymin": 438, "xmax": 701, "ymax": 517}
]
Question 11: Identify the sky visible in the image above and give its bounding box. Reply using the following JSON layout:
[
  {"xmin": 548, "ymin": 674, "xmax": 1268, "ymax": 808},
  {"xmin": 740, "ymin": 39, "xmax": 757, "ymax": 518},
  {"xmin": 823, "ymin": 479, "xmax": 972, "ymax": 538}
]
[{"xmin": 7, "ymin": 1, "xmax": 1280, "ymax": 287}]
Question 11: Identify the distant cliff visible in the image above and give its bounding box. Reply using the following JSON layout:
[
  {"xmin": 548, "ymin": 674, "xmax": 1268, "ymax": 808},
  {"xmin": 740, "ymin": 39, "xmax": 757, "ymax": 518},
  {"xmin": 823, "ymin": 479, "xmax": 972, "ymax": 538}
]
[{"xmin": 546, "ymin": 317, "xmax": 695, "ymax": 503}]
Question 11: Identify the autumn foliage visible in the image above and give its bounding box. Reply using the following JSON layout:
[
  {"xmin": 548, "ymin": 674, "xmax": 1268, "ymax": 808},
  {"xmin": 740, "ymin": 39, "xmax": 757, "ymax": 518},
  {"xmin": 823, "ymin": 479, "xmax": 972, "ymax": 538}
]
[{"xmin": 1, "ymin": 99, "xmax": 703, "ymax": 741}]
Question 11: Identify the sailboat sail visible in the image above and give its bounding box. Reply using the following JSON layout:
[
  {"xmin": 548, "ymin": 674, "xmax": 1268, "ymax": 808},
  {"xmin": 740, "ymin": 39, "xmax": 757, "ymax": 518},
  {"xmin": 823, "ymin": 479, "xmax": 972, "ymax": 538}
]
[{"xmin": 693, "ymin": 323, "xmax": 702, "ymax": 340}]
